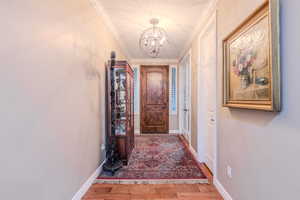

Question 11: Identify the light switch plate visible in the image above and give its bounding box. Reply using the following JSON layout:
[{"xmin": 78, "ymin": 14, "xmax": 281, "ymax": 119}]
[{"xmin": 227, "ymin": 166, "xmax": 232, "ymax": 178}]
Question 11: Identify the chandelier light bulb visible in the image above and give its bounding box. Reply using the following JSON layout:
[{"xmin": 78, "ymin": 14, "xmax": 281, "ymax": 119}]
[{"xmin": 160, "ymin": 37, "xmax": 166, "ymax": 45}]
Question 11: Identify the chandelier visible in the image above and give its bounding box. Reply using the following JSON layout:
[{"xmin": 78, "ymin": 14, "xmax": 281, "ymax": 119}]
[{"xmin": 139, "ymin": 18, "xmax": 167, "ymax": 58}]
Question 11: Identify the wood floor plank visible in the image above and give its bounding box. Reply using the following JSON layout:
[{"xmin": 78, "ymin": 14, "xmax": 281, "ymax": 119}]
[
  {"xmin": 110, "ymin": 185, "xmax": 131, "ymax": 194},
  {"xmin": 83, "ymin": 184, "xmax": 223, "ymax": 200}
]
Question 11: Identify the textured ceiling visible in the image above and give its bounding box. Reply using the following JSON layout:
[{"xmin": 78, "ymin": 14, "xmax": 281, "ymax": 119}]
[{"xmin": 97, "ymin": 0, "xmax": 211, "ymax": 59}]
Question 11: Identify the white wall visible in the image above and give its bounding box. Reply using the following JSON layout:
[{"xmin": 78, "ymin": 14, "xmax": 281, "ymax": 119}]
[
  {"xmin": 0, "ymin": 0, "xmax": 125, "ymax": 199},
  {"xmin": 217, "ymin": 0, "xmax": 300, "ymax": 199}
]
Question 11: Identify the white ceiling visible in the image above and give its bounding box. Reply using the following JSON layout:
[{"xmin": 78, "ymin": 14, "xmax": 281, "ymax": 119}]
[{"xmin": 96, "ymin": 0, "xmax": 212, "ymax": 59}]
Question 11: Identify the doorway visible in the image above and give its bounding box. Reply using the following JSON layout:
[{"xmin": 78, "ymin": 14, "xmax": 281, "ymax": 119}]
[
  {"xmin": 140, "ymin": 65, "xmax": 169, "ymax": 134},
  {"xmin": 197, "ymin": 13, "xmax": 217, "ymax": 175},
  {"xmin": 179, "ymin": 52, "xmax": 192, "ymax": 144}
]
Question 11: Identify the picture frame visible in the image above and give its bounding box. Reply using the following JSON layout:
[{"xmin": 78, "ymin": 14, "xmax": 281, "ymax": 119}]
[{"xmin": 223, "ymin": 0, "xmax": 281, "ymax": 111}]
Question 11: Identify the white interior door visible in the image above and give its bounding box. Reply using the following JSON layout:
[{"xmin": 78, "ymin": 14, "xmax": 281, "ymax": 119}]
[
  {"xmin": 179, "ymin": 52, "xmax": 191, "ymax": 143},
  {"xmin": 198, "ymin": 13, "xmax": 217, "ymax": 174}
]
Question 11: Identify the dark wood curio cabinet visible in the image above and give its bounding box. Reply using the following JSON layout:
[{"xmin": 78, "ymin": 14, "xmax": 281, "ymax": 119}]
[{"xmin": 106, "ymin": 60, "xmax": 134, "ymax": 165}]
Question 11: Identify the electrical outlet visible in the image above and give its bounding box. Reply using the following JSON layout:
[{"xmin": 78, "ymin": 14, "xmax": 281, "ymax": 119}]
[{"xmin": 227, "ymin": 166, "xmax": 232, "ymax": 178}]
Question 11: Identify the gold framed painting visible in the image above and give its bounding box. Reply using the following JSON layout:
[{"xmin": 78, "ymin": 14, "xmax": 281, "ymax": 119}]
[{"xmin": 223, "ymin": 0, "xmax": 281, "ymax": 111}]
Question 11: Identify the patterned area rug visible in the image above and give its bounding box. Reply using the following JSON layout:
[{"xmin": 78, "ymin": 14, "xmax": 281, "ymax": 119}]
[{"xmin": 98, "ymin": 135, "xmax": 207, "ymax": 181}]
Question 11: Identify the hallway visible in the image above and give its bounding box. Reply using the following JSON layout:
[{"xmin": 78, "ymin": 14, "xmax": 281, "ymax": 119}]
[{"xmin": 1, "ymin": 0, "xmax": 299, "ymax": 200}]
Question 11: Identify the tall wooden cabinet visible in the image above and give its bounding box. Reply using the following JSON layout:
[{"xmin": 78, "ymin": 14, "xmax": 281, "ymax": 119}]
[{"xmin": 106, "ymin": 60, "xmax": 134, "ymax": 165}]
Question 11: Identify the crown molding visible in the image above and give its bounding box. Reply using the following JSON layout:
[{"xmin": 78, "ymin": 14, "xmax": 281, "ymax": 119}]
[
  {"xmin": 129, "ymin": 58, "xmax": 179, "ymax": 65},
  {"xmin": 89, "ymin": 0, "xmax": 131, "ymax": 59},
  {"xmin": 178, "ymin": 0, "xmax": 219, "ymax": 60}
]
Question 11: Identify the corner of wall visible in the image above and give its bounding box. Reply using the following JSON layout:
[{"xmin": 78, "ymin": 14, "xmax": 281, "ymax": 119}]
[{"xmin": 213, "ymin": 178, "xmax": 234, "ymax": 200}]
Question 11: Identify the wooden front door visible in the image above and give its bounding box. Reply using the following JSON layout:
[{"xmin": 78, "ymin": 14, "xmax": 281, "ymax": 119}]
[{"xmin": 140, "ymin": 65, "xmax": 169, "ymax": 134}]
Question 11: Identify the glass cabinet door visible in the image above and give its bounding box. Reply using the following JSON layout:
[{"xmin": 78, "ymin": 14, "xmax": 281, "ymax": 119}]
[
  {"xmin": 109, "ymin": 61, "xmax": 135, "ymax": 165},
  {"xmin": 126, "ymin": 70, "xmax": 131, "ymax": 133},
  {"xmin": 131, "ymin": 76, "xmax": 134, "ymax": 130},
  {"xmin": 114, "ymin": 68, "xmax": 127, "ymax": 136}
]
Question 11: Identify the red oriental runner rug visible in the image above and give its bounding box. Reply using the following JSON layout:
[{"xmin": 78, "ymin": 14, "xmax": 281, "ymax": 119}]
[{"xmin": 97, "ymin": 135, "xmax": 208, "ymax": 184}]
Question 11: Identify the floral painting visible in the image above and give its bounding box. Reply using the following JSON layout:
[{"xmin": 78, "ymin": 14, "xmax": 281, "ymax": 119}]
[
  {"xmin": 223, "ymin": 0, "xmax": 281, "ymax": 111},
  {"xmin": 229, "ymin": 15, "xmax": 270, "ymax": 101}
]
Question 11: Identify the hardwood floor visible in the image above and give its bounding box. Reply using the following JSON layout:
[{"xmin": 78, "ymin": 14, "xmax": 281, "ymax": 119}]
[{"xmin": 83, "ymin": 183, "xmax": 223, "ymax": 200}]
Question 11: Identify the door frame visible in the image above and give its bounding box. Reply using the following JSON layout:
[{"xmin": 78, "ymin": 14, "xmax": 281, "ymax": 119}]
[
  {"xmin": 179, "ymin": 50, "xmax": 192, "ymax": 144},
  {"xmin": 197, "ymin": 11, "xmax": 218, "ymax": 176},
  {"xmin": 140, "ymin": 65, "xmax": 169, "ymax": 134}
]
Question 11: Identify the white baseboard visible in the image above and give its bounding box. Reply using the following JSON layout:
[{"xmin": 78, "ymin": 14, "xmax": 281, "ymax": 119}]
[
  {"xmin": 72, "ymin": 160, "xmax": 105, "ymax": 200},
  {"xmin": 189, "ymin": 145, "xmax": 198, "ymax": 159},
  {"xmin": 134, "ymin": 130, "xmax": 140, "ymax": 135},
  {"xmin": 205, "ymin": 154, "xmax": 214, "ymax": 173},
  {"xmin": 169, "ymin": 130, "xmax": 181, "ymax": 134},
  {"xmin": 214, "ymin": 178, "xmax": 233, "ymax": 200}
]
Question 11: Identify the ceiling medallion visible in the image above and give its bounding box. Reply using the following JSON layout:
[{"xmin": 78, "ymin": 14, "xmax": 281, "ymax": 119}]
[{"xmin": 139, "ymin": 18, "xmax": 167, "ymax": 58}]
